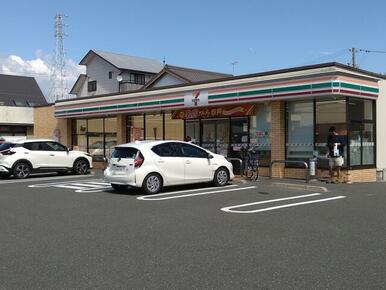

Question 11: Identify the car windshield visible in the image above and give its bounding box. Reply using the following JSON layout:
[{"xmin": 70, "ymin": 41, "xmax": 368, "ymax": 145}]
[
  {"xmin": 0, "ymin": 142, "xmax": 15, "ymax": 151},
  {"xmin": 112, "ymin": 147, "xmax": 138, "ymax": 159}
]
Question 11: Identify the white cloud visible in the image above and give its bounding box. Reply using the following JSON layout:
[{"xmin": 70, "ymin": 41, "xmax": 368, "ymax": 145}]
[{"xmin": 0, "ymin": 50, "xmax": 85, "ymax": 102}]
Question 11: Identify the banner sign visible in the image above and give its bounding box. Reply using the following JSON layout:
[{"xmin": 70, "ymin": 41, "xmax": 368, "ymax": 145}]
[{"xmin": 172, "ymin": 104, "xmax": 255, "ymax": 120}]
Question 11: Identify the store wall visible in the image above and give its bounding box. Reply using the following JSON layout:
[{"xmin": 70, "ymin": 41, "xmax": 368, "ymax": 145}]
[
  {"xmin": 377, "ymin": 80, "xmax": 386, "ymax": 171},
  {"xmin": 34, "ymin": 105, "xmax": 58, "ymax": 139},
  {"xmin": 34, "ymin": 105, "xmax": 71, "ymax": 146}
]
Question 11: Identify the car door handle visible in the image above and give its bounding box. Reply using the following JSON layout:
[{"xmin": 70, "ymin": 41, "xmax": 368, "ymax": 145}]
[
  {"xmin": 158, "ymin": 159, "xmax": 165, "ymax": 163},
  {"xmin": 50, "ymin": 154, "xmax": 55, "ymax": 156},
  {"xmin": 185, "ymin": 160, "xmax": 191, "ymax": 164}
]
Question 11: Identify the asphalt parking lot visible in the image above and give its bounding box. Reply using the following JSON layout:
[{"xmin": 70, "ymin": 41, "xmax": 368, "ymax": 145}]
[{"xmin": 1, "ymin": 172, "xmax": 386, "ymax": 289}]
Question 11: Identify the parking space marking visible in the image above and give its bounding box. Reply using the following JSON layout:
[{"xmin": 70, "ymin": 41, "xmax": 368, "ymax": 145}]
[
  {"xmin": 28, "ymin": 179, "xmax": 112, "ymax": 193},
  {"xmin": 28, "ymin": 179, "xmax": 103, "ymax": 187},
  {"xmin": 137, "ymin": 185, "xmax": 256, "ymax": 201},
  {"xmin": 221, "ymin": 193, "xmax": 346, "ymax": 214},
  {"xmin": 0, "ymin": 173, "xmax": 96, "ymax": 185}
]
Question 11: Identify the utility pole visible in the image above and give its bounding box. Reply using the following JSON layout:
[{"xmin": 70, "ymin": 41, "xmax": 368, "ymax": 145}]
[
  {"xmin": 49, "ymin": 13, "xmax": 68, "ymax": 102},
  {"xmin": 349, "ymin": 47, "xmax": 358, "ymax": 68}
]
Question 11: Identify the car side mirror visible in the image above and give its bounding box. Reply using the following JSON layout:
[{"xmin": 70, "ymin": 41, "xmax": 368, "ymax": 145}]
[{"xmin": 207, "ymin": 153, "xmax": 214, "ymax": 159}]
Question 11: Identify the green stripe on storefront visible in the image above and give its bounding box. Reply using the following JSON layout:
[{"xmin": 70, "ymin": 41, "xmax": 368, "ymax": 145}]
[
  {"xmin": 208, "ymin": 81, "xmax": 378, "ymax": 100},
  {"xmin": 55, "ymin": 98, "xmax": 184, "ymax": 115}
]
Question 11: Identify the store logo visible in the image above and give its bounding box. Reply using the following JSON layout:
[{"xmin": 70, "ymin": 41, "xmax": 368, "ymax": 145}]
[
  {"xmin": 192, "ymin": 91, "xmax": 200, "ymax": 106},
  {"xmin": 184, "ymin": 90, "xmax": 208, "ymax": 107}
]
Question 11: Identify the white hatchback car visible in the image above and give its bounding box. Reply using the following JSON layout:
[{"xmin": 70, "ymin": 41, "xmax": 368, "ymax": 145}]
[
  {"xmin": 104, "ymin": 140, "xmax": 234, "ymax": 194},
  {"xmin": 0, "ymin": 139, "xmax": 93, "ymax": 179}
]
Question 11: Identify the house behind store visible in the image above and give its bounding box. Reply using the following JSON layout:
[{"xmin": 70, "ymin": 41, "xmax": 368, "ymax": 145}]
[
  {"xmin": 0, "ymin": 74, "xmax": 47, "ymax": 141},
  {"xmin": 34, "ymin": 50, "xmax": 386, "ymax": 182}
]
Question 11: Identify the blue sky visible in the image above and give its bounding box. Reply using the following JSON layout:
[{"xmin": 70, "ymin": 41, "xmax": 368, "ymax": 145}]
[{"xmin": 1, "ymin": 0, "xmax": 386, "ymax": 77}]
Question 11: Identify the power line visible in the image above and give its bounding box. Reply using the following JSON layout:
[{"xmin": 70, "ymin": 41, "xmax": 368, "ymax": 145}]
[{"xmin": 359, "ymin": 49, "xmax": 386, "ymax": 54}]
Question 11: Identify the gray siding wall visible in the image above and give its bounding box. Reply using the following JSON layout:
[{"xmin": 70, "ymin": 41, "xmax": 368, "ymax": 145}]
[
  {"xmin": 83, "ymin": 56, "xmax": 121, "ymax": 97},
  {"xmin": 76, "ymin": 56, "xmax": 158, "ymax": 97}
]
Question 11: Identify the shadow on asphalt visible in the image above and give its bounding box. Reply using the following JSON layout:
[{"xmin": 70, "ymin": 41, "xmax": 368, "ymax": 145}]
[{"xmin": 104, "ymin": 182, "xmax": 236, "ymax": 197}]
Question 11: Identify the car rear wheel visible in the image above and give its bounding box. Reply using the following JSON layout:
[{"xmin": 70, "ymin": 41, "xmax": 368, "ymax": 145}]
[
  {"xmin": 111, "ymin": 184, "xmax": 128, "ymax": 192},
  {"xmin": 73, "ymin": 159, "xmax": 89, "ymax": 175},
  {"xmin": 213, "ymin": 167, "xmax": 229, "ymax": 186},
  {"xmin": 13, "ymin": 162, "xmax": 31, "ymax": 179},
  {"xmin": 142, "ymin": 173, "xmax": 163, "ymax": 194}
]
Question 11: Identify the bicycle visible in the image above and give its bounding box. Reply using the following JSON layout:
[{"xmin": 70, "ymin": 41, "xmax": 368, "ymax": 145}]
[{"xmin": 244, "ymin": 148, "xmax": 259, "ymax": 181}]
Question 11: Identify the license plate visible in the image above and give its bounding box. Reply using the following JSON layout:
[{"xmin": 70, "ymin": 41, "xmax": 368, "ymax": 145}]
[{"xmin": 112, "ymin": 165, "xmax": 126, "ymax": 172}]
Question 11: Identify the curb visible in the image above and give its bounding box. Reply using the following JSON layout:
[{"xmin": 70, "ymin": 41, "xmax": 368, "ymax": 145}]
[{"xmin": 271, "ymin": 182, "xmax": 329, "ymax": 192}]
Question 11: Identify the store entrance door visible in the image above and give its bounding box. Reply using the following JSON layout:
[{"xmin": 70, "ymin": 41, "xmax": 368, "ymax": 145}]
[{"xmin": 201, "ymin": 119, "xmax": 229, "ymax": 156}]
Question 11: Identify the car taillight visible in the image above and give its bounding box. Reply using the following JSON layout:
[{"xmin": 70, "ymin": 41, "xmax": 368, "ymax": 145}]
[
  {"xmin": 1, "ymin": 150, "xmax": 15, "ymax": 155},
  {"xmin": 134, "ymin": 152, "xmax": 144, "ymax": 168}
]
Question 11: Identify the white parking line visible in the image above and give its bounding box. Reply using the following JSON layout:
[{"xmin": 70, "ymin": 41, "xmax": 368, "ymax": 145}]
[
  {"xmin": 29, "ymin": 179, "xmax": 104, "ymax": 187},
  {"xmin": 28, "ymin": 179, "xmax": 112, "ymax": 193},
  {"xmin": 0, "ymin": 173, "xmax": 96, "ymax": 184},
  {"xmin": 138, "ymin": 185, "xmax": 256, "ymax": 201},
  {"xmin": 221, "ymin": 193, "xmax": 346, "ymax": 214}
]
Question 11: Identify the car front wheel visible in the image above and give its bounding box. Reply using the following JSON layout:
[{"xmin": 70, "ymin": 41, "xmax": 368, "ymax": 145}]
[
  {"xmin": 142, "ymin": 173, "xmax": 163, "ymax": 194},
  {"xmin": 213, "ymin": 167, "xmax": 229, "ymax": 187},
  {"xmin": 73, "ymin": 159, "xmax": 89, "ymax": 175},
  {"xmin": 13, "ymin": 162, "xmax": 31, "ymax": 179}
]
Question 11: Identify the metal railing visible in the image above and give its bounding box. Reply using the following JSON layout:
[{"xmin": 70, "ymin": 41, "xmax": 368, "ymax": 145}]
[
  {"xmin": 269, "ymin": 160, "xmax": 310, "ymax": 183},
  {"xmin": 227, "ymin": 158, "xmax": 243, "ymax": 177}
]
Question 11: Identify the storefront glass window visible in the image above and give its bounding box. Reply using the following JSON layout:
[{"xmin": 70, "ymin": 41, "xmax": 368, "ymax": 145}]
[
  {"xmin": 250, "ymin": 103, "xmax": 271, "ymax": 166},
  {"xmin": 348, "ymin": 97, "xmax": 375, "ymax": 167},
  {"xmin": 145, "ymin": 113, "xmax": 163, "ymax": 140},
  {"xmin": 127, "ymin": 115, "xmax": 144, "ymax": 142},
  {"xmin": 165, "ymin": 113, "xmax": 184, "ymax": 140},
  {"xmin": 201, "ymin": 121, "xmax": 216, "ymax": 152},
  {"xmin": 71, "ymin": 117, "xmax": 117, "ymax": 161},
  {"xmin": 315, "ymin": 97, "xmax": 347, "ymax": 167},
  {"xmin": 104, "ymin": 117, "xmax": 117, "ymax": 158},
  {"xmin": 185, "ymin": 120, "xmax": 200, "ymax": 145},
  {"xmin": 286, "ymin": 101, "xmax": 314, "ymax": 161},
  {"xmin": 363, "ymin": 123, "xmax": 375, "ymax": 165},
  {"xmin": 216, "ymin": 119, "xmax": 229, "ymax": 156}
]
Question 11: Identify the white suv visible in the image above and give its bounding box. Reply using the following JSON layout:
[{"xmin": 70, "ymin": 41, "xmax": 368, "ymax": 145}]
[
  {"xmin": 104, "ymin": 140, "xmax": 234, "ymax": 194},
  {"xmin": 0, "ymin": 139, "xmax": 93, "ymax": 179}
]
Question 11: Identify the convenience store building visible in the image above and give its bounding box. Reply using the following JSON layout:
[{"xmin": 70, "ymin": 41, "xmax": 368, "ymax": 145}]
[{"xmin": 38, "ymin": 62, "xmax": 386, "ymax": 182}]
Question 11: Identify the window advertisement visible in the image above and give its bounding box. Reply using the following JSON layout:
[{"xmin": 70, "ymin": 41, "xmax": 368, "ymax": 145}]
[
  {"xmin": 145, "ymin": 113, "xmax": 163, "ymax": 140},
  {"xmin": 315, "ymin": 97, "xmax": 347, "ymax": 167},
  {"xmin": 164, "ymin": 113, "xmax": 184, "ymax": 140},
  {"xmin": 286, "ymin": 101, "xmax": 314, "ymax": 161},
  {"xmin": 249, "ymin": 104, "xmax": 271, "ymax": 166},
  {"xmin": 127, "ymin": 115, "xmax": 144, "ymax": 142}
]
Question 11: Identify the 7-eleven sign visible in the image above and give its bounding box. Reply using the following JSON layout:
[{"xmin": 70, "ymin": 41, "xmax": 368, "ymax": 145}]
[{"xmin": 184, "ymin": 90, "xmax": 208, "ymax": 107}]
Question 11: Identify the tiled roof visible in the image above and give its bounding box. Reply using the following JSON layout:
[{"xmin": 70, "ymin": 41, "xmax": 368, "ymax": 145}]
[
  {"xmin": 80, "ymin": 50, "xmax": 164, "ymax": 73},
  {"xmin": 144, "ymin": 64, "xmax": 232, "ymax": 88},
  {"xmin": 166, "ymin": 65, "xmax": 232, "ymax": 82},
  {"xmin": 0, "ymin": 74, "xmax": 47, "ymax": 106}
]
